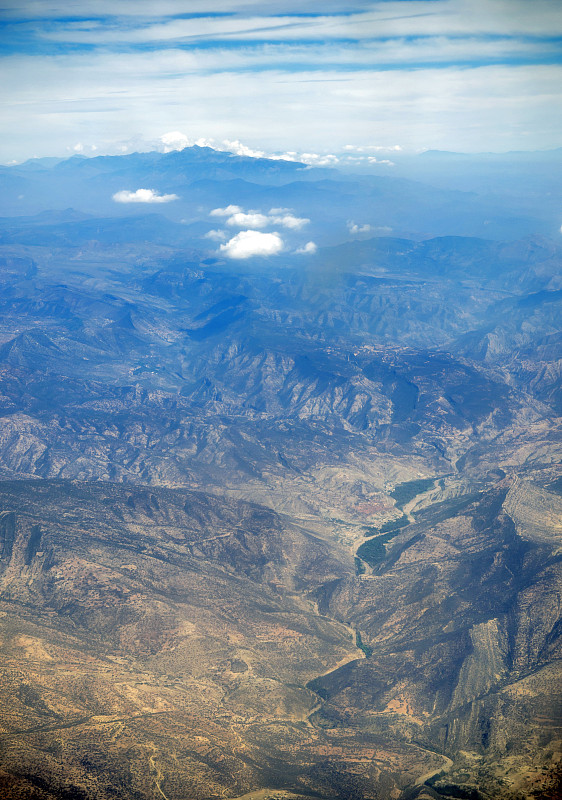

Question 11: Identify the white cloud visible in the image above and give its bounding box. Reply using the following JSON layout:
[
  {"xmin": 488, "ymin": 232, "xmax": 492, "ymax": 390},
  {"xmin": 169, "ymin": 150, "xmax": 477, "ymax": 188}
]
[
  {"xmin": 222, "ymin": 139, "xmax": 267, "ymax": 158},
  {"xmin": 213, "ymin": 205, "xmax": 311, "ymax": 230},
  {"xmin": 112, "ymin": 188, "xmax": 179, "ymax": 203},
  {"xmin": 219, "ymin": 230, "xmax": 284, "ymax": 259},
  {"xmin": 344, "ymin": 145, "xmax": 384, "ymax": 153},
  {"xmin": 344, "ymin": 144, "xmax": 402, "ymax": 153},
  {"xmin": 209, "ymin": 204, "xmax": 243, "ymax": 217},
  {"xmin": 66, "ymin": 142, "xmax": 98, "ymax": 155},
  {"xmin": 2, "ymin": 50, "xmax": 562, "ymax": 161},
  {"xmin": 160, "ymin": 131, "xmax": 189, "ymax": 152},
  {"xmin": 1, "ymin": 1, "xmax": 562, "ymax": 165},
  {"xmin": 164, "ymin": 134, "xmax": 301, "ymax": 163},
  {"xmin": 295, "ymin": 241, "xmax": 317, "ymax": 254},
  {"xmin": 348, "ymin": 221, "xmax": 372, "ymax": 234},
  {"xmin": 300, "ymin": 152, "xmax": 340, "ymax": 166},
  {"xmin": 41, "ymin": 35, "xmax": 559, "ymax": 81},
  {"xmin": 59, "ymin": 132, "xmax": 394, "ymax": 172},
  {"xmin": 204, "ymin": 229, "xmax": 228, "ymax": 241},
  {"xmin": 272, "ymin": 152, "xmax": 299, "ymax": 162},
  {"xmin": 28, "ymin": 3, "xmax": 562, "ymax": 43},
  {"xmin": 226, "ymin": 211, "xmax": 269, "ymax": 228},
  {"xmin": 367, "ymin": 157, "xmax": 395, "ymax": 165},
  {"xmin": 270, "ymin": 213, "xmax": 310, "ymax": 230},
  {"xmin": 159, "ymin": 132, "xmax": 262, "ymax": 157}
]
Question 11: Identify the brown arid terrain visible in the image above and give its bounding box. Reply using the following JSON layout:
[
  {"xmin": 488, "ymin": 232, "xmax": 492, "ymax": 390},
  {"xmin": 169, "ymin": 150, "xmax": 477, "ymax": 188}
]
[
  {"xmin": 0, "ymin": 147, "xmax": 560, "ymax": 799},
  {"xmin": 0, "ymin": 472, "xmax": 560, "ymax": 799},
  {"xmin": 0, "ymin": 479, "xmax": 442, "ymax": 800}
]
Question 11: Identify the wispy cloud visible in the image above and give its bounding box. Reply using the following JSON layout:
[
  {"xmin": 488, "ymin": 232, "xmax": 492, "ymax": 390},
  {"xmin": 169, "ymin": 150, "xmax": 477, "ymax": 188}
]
[
  {"xmin": 3, "ymin": 54, "xmax": 561, "ymax": 160},
  {"xmin": 1, "ymin": 1, "xmax": 561, "ymax": 160},
  {"xmin": 15, "ymin": 2, "xmax": 562, "ymax": 45},
  {"xmin": 219, "ymin": 229, "xmax": 284, "ymax": 258},
  {"xmin": 113, "ymin": 188, "xmax": 179, "ymax": 203}
]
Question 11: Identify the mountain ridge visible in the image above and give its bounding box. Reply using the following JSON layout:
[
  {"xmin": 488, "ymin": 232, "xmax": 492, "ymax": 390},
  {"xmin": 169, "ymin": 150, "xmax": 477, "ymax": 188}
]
[{"xmin": 0, "ymin": 145, "xmax": 560, "ymax": 799}]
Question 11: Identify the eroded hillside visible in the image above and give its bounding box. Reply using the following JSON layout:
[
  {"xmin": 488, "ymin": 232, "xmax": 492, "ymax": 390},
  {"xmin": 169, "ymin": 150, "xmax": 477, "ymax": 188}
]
[{"xmin": 0, "ymin": 148, "xmax": 560, "ymax": 799}]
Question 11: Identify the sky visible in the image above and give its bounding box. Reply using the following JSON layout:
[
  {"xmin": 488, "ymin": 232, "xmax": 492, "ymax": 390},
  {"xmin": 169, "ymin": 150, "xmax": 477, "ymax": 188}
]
[{"xmin": 0, "ymin": 0, "xmax": 561, "ymax": 164}]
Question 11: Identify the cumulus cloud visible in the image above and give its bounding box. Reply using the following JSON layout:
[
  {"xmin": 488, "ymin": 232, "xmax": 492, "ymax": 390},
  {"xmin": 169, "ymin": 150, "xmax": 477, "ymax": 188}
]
[
  {"xmin": 204, "ymin": 229, "xmax": 227, "ymax": 241},
  {"xmin": 160, "ymin": 131, "xmax": 189, "ymax": 152},
  {"xmin": 154, "ymin": 134, "xmax": 397, "ymax": 169},
  {"xmin": 348, "ymin": 221, "xmax": 372, "ymax": 234},
  {"xmin": 300, "ymin": 152, "xmax": 340, "ymax": 166},
  {"xmin": 227, "ymin": 211, "xmax": 269, "ymax": 228},
  {"xmin": 156, "ymin": 128, "xmax": 348, "ymax": 168},
  {"xmin": 113, "ymin": 188, "xmax": 178, "ymax": 203},
  {"xmin": 209, "ymin": 204, "xmax": 243, "ymax": 217},
  {"xmin": 219, "ymin": 230, "xmax": 284, "ymax": 259},
  {"xmin": 222, "ymin": 139, "xmax": 267, "ymax": 158},
  {"xmin": 157, "ymin": 133, "xmax": 305, "ymax": 164},
  {"xmin": 295, "ymin": 241, "xmax": 317, "ymax": 254},
  {"xmin": 160, "ymin": 132, "xmax": 255, "ymax": 156},
  {"xmin": 212, "ymin": 205, "xmax": 310, "ymax": 231},
  {"xmin": 270, "ymin": 213, "xmax": 309, "ymax": 230},
  {"xmin": 69, "ymin": 142, "xmax": 98, "ymax": 154}
]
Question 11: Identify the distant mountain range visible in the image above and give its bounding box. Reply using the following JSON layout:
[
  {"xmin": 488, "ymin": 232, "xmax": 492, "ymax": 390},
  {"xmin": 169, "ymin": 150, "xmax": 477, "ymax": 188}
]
[{"xmin": 2, "ymin": 145, "xmax": 562, "ymax": 241}]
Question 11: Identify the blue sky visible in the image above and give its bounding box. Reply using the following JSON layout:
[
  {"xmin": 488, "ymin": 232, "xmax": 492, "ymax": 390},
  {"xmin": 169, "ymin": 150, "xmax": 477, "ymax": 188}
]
[{"xmin": 1, "ymin": 0, "xmax": 561, "ymax": 163}]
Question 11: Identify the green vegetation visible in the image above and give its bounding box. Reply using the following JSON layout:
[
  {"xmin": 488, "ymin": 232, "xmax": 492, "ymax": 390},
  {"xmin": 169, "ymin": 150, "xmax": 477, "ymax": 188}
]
[
  {"xmin": 425, "ymin": 771, "xmax": 447, "ymax": 787},
  {"xmin": 364, "ymin": 514, "xmax": 410, "ymax": 537},
  {"xmin": 417, "ymin": 493, "xmax": 481, "ymax": 526},
  {"xmin": 354, "ymin": 557, "xmax": 366, "ymax": 575},
  {"xmin": 357, "ymin": 530, "xmax": 401, "ymax": 567},
  {"xmin": 391, "ymin": 477, "xmax": 436, "ymax": 508},
  {"xmin": 305, "ymin": 677, "xmax": 329, "ymax": 700},
  {"xmin": 426, "ymin": 782, "xmax": 482, "ymax": 799},
  {"xmin": 355, "ymin": 630, "xmax": 373, "ymax": 658}
]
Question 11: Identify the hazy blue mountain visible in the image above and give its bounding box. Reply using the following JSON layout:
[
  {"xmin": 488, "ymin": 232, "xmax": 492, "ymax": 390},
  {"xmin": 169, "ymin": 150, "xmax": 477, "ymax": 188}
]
[{"xmin": 1, "ymin": 145, "xmax": 560, "ymax": 240}]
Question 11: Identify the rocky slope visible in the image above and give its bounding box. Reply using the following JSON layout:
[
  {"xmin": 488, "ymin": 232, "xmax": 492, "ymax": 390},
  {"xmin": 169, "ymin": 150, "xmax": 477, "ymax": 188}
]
[{"xmin": 0, "ymin": 148, "xmax": 560, "ymax": 799}]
